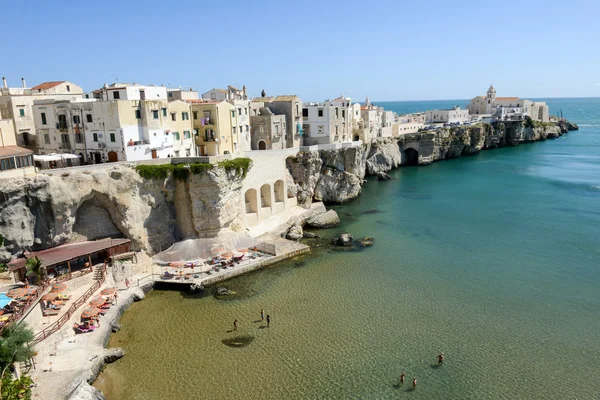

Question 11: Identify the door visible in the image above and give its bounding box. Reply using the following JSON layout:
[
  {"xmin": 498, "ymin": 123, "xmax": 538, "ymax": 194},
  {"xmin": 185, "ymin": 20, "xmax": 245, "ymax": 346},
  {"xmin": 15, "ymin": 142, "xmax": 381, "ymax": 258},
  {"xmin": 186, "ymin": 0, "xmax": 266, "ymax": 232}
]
[
  {"xmin": 151, "ymin": 149, "xmax": 158, "ymax": 159},
  {"xmin": 199, "ymin": 145, "xmax": 206, "ymax": 156},
  {"xmin": 94, "ymin": 152, "xmax": 102, "ymax": 163},
  {"xmin": 107, "ymin": 151, "xmax": 118, "ymax": 162}
]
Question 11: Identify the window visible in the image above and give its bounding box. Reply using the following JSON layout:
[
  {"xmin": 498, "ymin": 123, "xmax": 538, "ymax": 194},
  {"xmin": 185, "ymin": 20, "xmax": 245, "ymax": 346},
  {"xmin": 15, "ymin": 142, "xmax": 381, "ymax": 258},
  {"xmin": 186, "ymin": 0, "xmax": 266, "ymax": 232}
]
[
  {"xmin": 296, "ymin": 104, "xmax": 299, "ymax": 115},
  {"xmin": 86, "ymin": 114, "xmax": 93, "ymax": 123},
  {"xmin": 44, "ymin": 134, "xmax": 50, "ymax": 144},
  {"xmin": 171, "ymin": 113, "xmax": 176, "ymax": 121},
  {"xmin": 93, "ymin": 133, "xmax": 98, "ymax": 142},
  {"xmin": 302, "ymin": 108, "xmax": 308, "ymax": 118},
  {"xmin": 182, "ymin": 112, "xmax": 189, "ymax": 120},
  {"xmin": 19, "ymin": 108, "xmax": 25, "ymax": 117},
  {"xmin": 66, "ymin": 85, "xmax": 71, "ymax": 92},
  {"xmin": 168, "ymin": 92, "xmax": 173, "ymax": 98},
  {"xmin": 135, "ymin": 110, "xmax": 141, "ymax": 119},
  {"xmin": 153, "ymin": 110, "xmax": 159, "ymax": 119},
  {"xmin": 274, "ymin": 124, "xmax": 279, "ymax": 135},
  {"xmin": 162, "ymin": 108, "xmax": 167, "ymax": 117},
  {"xmin": 75, "ymin": 134, "xmax": 83, "ymax": 143},
  {"xmin": 246, "ymin": 125, "xmax": 249, "ymax": 132},
  {"xmin": 184, "ymin": 131, "xmax": 191, "ymax": 139},
  {"xmin": 231, "ymin": 111, "xmax": 235, "ymax": 118},
  {"xmin": 238, "ymin": 108, "xmax": 242, "ymax": 116},
  {"xmin": 239, "ymin": 126, "xmax": 243, "ymax": 134},
  {"xmin": 335, "ymin": 126, "xmax": 339, "ymax": 135},
  {"xmin": 60, "ymin": 134, "xmax": 69, "ymax": 144},
  {"xmin": 73, "ymin": 115, "xmax": 80, "ymax": 124},
  {"xmin": 210, "ymin": 93, "xmax": 216, "ymax": 100},
  {"xmin": 342, "ymin": 109, "xmax": 345, "ymax": 119},
  {"xmin": 58, "ymin": 114, "xmax": 67, "ymax": 129},
  {"xmin": 193, "ymin": 111, "xmax": 198, "ymax": 120},
  {"xmin": 174, "ymin": 132, "xmax": 180, "ymax": 140},
  {"xmin": 335, "ymin": 108, "xmax": 339, "ymax": 118},
  {"xmin": 232, "ymin": 127, "xmax": 237, "ymax": 134},
  {"xmin": 41, "ymin": 113, "xmax": 47, "ymax": 125},
  {"xmin": 174, "ymin": 150, "xmax": 179, "ymax": 157},
  {"xmin": 244, "ymin": 108, "xmax": 247, "ymax": 115},
  {"xmin": 318, "ymin": 125, "xmax": 324, "ymax": 134},
  {"xmin": 318, "ymin": 109, "xmax": 323, "ymax": 117},
  {"xmin": 110, "ymin": 133, "xmax": 116, "ymax": 142},
  {"xmin": 113, "ymin": 91, "xmax": 120, "ymax": 100}
]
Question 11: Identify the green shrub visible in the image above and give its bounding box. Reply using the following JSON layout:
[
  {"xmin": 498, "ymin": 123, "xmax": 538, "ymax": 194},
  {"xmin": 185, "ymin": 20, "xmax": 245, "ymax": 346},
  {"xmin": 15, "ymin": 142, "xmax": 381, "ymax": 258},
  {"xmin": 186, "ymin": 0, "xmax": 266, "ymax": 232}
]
[
  {"xmin": 135, "ymin": 158, "xmax": 252, "ymax": 181},
  {"xmin": 217, "ymin": 158, "xmax": 252, "ymax": 177},
  {"xmin": 135, "ymin": 164, "xmax": 175, "ymax": 180}
]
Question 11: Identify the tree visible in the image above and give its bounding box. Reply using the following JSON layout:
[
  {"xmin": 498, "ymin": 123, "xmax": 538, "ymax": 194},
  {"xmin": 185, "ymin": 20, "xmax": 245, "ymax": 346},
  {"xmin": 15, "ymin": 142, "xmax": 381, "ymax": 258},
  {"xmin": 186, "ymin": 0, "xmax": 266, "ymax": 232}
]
[
  {"xmin": 24, "ymin": 257, "xmax": 43, "ymax": 283},
  {"xmin": 1, "ymin": 374, "xmax": 33, "ymax": 400},
  {"xmin": 0, "ymin": 325, "xmax": 35, "ymax": 396}
]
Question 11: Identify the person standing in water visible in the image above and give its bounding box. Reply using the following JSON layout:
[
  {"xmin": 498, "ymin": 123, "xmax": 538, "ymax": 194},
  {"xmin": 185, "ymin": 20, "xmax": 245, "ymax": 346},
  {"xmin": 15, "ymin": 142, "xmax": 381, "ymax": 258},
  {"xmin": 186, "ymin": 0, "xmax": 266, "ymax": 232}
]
[
  {"xmin": 412, "ymin": 377, "xmax": 417, "ymax": 390},
  {"xmin": 261, "ymin": 309, "xmax": 265, "ymax": 321},
  {"xmin": 400, "ymin": 372, "xmax": 405, "ymax": 385},
  {"xmin": 437, "ymin": 352, "xmax": 445, "ymax": 365},
  {"xmin": 233, "ymin": 319, "xmax": 238, "ymax": 331},
  {"xmin": 266, "ymin": 315, "xmax": 271, "ymax": 327}
]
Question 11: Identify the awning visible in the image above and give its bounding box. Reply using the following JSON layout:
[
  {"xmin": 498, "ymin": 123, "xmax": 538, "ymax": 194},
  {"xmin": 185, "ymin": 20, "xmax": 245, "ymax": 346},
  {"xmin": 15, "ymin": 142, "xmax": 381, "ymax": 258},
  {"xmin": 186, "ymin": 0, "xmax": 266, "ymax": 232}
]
[
  {"xmin": 33, "ymin": 155, "xmax": 62, "ymax": 162},
  {"xmin": 49, "ymin": 153, "xmax": 79, "ymax": 159}
]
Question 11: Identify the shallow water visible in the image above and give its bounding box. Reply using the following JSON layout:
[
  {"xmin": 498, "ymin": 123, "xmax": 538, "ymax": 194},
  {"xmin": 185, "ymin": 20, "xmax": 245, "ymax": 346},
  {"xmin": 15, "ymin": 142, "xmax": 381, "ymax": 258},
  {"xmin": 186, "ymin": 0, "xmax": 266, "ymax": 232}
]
[{"xmin": 98, "ymin": 98, "xmax": 600, "ymax": 399}]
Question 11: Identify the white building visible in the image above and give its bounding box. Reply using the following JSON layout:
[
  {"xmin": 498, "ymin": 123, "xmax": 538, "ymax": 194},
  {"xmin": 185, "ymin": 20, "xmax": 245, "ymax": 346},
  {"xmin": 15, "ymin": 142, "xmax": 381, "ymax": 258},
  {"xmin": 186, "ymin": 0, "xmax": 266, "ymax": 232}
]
[
  {"xmin": 202, "ymin": 85, "xmax": 248, "ymax": 101},
  {"xmin": 425, "ymin": 106, "xmax": 470, "ymax": 124},
  {"xmin": 393, "ymin": 114, "xmax": 425, "ymax": 136},
  {"xmin": 0, "ymin": 78, "xmax": 83, "ymax": 150},
  {"xmin": 301, "ymin": 98, "xmax": 352, "ymax": 145},
  {"xmin": 167, "ymin": 88, "xmax": 199, "ymax": 102}
]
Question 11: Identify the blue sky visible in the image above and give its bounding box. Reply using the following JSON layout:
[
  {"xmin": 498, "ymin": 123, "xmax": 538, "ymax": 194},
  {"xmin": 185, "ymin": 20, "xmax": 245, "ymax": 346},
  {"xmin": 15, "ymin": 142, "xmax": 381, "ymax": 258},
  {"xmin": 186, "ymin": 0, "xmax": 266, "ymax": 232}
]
[{"xmin": 1, "ymin": 0, "xmax": 599, "ymax": 101}]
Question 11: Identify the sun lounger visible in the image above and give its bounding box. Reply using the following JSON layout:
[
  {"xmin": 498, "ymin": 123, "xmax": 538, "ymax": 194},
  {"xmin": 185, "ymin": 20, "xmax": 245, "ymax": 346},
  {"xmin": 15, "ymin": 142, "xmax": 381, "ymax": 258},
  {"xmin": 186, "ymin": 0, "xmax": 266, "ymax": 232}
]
[
  {"xmin": 43, "ymin": 310, "xmax": 59, "ymax": 316},
  {"xmin": 74, "ymin": 325, "xmax": 96, "ymax": 334}
]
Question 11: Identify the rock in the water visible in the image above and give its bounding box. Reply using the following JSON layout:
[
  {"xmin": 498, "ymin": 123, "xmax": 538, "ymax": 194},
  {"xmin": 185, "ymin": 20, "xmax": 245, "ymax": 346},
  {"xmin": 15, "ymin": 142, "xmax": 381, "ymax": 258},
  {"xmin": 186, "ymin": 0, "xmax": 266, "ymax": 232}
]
[
  {"xmin": 216, "ymin": 287, "xmax": 236, "ymax": 296},
  {"xmin": 305, "ymin": 210, "xmax": 341, "ymax": 229},
  {"xmin": 285, "ymin": 223, "xmax": 303, "ymax": 241},
  {"xmin": 360, "ymin": 237, "xmax": 374, "ymax": 247},
  {"xmin": 131, "ymin": 287, "xmax": 145, "ymax": 301},
  {"xmin": 222, "ymin": 335, "xmax": 255, "ymax": 348},
  {"xmin": 332, "ymin": 233, "xmax": 353, "ymax": 246},
  {"xmin": 67, "ymin": 380, "xmax": 106, "ymax": 400},
  {"xmin": 103, "ymin": 348, "xmax": 125, "ymax": 364},
  {"xmin": 111, "ymin": 323, "xmax": 122, "ymax": 333},
  {"xmin": 376, "ymin": 172, "xmax": 391, "ymax": 180},
  {"xmin": 302, "ymin": 232, "xmax": 319, "ymax": 238}
]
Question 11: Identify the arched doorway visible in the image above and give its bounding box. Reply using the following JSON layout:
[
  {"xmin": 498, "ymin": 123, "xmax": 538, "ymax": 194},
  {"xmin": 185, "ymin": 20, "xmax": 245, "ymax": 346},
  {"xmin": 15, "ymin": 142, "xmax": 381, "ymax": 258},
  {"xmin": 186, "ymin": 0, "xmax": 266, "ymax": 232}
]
[
  {"xmin": 94, "ymin": 152, "xmax": 102, "ymax": 164},
  {"xmin": 107, "ymin": 151, "xmax": 118, "ymax": 162},
  {"xmin": 258, "ymin": 140, "xmax": 267, "ymax": 150},
  {"xmin": 353, "ymin": 135, "xmax": 359, "ymax": 142},
  {"xmin": 404, "ymin": 148, "xmax": 419, "ymax": 166}
]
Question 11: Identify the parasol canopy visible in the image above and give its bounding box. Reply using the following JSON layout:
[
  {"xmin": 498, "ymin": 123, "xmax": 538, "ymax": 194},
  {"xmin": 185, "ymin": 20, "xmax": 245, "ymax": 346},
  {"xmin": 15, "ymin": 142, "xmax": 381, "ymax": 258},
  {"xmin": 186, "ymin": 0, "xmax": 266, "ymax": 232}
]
[
  {"xmin": 7, "ymin": 288, "xmax": 27, "ymax": 298},
  {"xmin": 88, "ymin": 297, "xmax": 106, "ymax": 307},
  {"xmin": 81, "ymin": 307, "xmax": 100, "ymax": 319},
  {"xmin": 100, "ymin": 288, "xmax": 117, "ymax": 296},
  {"xmin": 41, "ymin": 293, "xmax": 58, "ymax": 301},
  {"xmin": 51, "ymin": 283, "xmax": 68, "ymax": 292}
]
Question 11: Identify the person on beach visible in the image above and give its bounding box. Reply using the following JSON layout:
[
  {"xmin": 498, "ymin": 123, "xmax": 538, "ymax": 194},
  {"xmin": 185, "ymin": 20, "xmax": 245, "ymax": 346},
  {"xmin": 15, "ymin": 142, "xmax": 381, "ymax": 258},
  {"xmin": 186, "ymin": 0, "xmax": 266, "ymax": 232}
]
[
  {"xmin": 266, "ymin": 315, "xmax": 271, "ymax": 327},
  {"xmin": 437, "ymin": 352, "xmax": 444, "ymax": 365},
  {"xmin": 125, "ymin": 278, "xmax": 130, "ymax": 288},
  {"xmin": 113, "ymin": 292, "xmax": 118, "ymax": 305},
  {"xmin": 261, "ymin": 309, "xmax": 265, "ymax": 321},
  {"xmin": 412, "ymin": 377, "xmax": 417, "ymax": 390},
  {"xmin": 233, "ymin": 319, "xmax": 238, "ymax": 331},
  {"xmin": 400, "ymin": 372, "xmax": 405, "ymax": 385}
]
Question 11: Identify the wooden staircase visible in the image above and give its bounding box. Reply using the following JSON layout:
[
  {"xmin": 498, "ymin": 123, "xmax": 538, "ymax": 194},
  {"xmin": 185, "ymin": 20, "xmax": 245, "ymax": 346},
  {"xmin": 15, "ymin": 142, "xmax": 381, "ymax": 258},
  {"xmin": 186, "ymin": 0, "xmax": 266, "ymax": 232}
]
[{"xmin": 92, "ymin": 263, "xmax": 105, "ymax": 281}]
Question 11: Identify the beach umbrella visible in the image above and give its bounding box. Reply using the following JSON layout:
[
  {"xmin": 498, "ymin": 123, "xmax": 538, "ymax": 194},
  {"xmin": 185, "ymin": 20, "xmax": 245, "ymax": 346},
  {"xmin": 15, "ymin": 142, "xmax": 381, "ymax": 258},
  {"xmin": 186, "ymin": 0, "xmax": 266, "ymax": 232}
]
[
  {"xmin": 81, "ymin": 307, "xmax": 100, "ymax": 319},
  {"xmin": 41, "ymin": 292, "xmax": 58, "ymax": 301},
  {"xmin": 51, "ymin": 282, "xmax": 67, "ymax": 292},
  {"xmin": 100, "ymin": 288, "xmax": 117, "ymax": 296},
  {"xmin": 7, "ymin": 288, "xmax": 27, "ymax": 298},
  {"xmin": 26, "ymin": 288, "xmax": 37, "ymax": 295},
  {"xmin": 88, "ymin": 297, "xmax": 105, "ymax": 307}
]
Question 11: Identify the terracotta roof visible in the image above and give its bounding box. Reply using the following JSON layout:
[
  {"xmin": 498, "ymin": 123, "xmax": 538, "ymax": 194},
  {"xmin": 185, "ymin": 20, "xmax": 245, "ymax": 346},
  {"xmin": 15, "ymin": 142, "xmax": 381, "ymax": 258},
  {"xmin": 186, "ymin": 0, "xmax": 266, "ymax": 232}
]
[
  {"xmin": 0, "ymin": 146, "xmax": 33, "ymax": 157},
  {"xmin": 7, "ymin": 238, "xmax": 131, "ymax": 272},
  {"xmin": 31, "ymin": 81, "xmax": 66, "ymax": 91},
  {"xmin": 273, "ymin": 95, "xmax": 299, "ymax": 102},
  {"xmin": 496, "ymin": 97, "xmax": 519, "ymax": 101}
]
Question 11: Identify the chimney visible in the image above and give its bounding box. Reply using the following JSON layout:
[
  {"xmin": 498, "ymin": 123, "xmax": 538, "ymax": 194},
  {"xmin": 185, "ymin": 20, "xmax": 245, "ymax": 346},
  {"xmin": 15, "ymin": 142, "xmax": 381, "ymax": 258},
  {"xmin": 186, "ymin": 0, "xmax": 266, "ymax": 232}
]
[
  {"xmin": 2, "ymin": 77, "xmax": 6, "ymax": 88},
  {"xmin": 21, "ymin": 77, "xmax": 26, "ymax": 88}
]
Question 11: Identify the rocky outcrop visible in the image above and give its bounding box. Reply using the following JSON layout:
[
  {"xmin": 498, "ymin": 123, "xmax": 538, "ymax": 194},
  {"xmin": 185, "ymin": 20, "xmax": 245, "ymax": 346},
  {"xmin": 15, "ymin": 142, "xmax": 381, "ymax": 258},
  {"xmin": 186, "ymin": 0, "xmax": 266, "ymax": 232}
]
[
  {"xmin": 305, "ymin": 210, "xmax": 340, "ymax": 228},
  {"xmin": 67, "ymin": 380, "xmax": 106, "ymax": 400},
  {"xmin": 285, "ymin": 223, "xmax": 303, "ymax": 241},
  {"xmin": 376, "ymin": 172, "xmax": 391, "ymax": 180},
  {"xmin": 314, "ymin": 168, "xmax": 362, "ymax": 204},
  {"xmin": 365, "ymin": 139, "xmax": 403, "ymax": 175}
]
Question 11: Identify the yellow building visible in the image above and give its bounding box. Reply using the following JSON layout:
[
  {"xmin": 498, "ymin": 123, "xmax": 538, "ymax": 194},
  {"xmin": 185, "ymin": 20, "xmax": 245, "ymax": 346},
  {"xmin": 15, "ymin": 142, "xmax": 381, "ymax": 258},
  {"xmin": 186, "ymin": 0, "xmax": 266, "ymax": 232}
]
[
  {"xmin": 167, "ymin": 100, "xmax": 195, "ymax": 157},
  {"xmin": 189, "ymin": 100, "xmax": 236, "ymax": 156}
]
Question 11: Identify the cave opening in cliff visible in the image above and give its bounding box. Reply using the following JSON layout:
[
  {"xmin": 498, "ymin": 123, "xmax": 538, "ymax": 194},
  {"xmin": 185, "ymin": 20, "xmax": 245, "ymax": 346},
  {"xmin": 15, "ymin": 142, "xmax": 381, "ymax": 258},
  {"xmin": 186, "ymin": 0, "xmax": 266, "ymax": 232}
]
[{"xmin": 404, "ymin": 148, "xmax": 419, "ymax": 166}]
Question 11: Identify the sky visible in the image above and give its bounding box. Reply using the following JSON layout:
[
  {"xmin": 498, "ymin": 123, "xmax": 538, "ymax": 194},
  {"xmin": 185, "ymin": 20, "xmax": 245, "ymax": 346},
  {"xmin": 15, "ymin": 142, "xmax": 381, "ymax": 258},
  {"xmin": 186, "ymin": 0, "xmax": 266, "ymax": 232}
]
[{"xmin": 1, "ymin": 0, "xmax": 599, "ymax": 101}]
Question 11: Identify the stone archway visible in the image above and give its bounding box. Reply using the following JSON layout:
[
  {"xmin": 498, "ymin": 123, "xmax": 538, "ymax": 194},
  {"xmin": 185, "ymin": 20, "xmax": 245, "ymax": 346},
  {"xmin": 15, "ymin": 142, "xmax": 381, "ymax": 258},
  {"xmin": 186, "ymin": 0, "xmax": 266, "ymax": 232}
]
[
  {"xmin": 107, "ymin": 151, "xmax": 118, "ymax": 162},
  {"xmin": 274, "ymin": 180, "xmax": 284, "ymax": 203},
  {"xmin": 245, "ymin": 189, "xmax": 258, "ymax": 213},
  {"xmin": 353, "ymin": 135, "xmax": 359, "ymax": 141},
  {"xmin": 404, "ymin": 148, "xmax": 419, "ymax": 166},
  {"xmin": 258, "ymin": 140, "xmax": 267, "ymax": 150},
  {"xmin": 260, "ymin": 184, "xmax": 272, "ymax": 208}
]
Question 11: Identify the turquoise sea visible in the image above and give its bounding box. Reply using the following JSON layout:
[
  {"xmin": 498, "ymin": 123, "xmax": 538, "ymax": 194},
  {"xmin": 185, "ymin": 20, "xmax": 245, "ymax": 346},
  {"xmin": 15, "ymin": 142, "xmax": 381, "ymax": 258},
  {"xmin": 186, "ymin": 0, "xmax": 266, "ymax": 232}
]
[{"xmin": 98, "ymin": 98, "xmax": 600, "ymax": 399}]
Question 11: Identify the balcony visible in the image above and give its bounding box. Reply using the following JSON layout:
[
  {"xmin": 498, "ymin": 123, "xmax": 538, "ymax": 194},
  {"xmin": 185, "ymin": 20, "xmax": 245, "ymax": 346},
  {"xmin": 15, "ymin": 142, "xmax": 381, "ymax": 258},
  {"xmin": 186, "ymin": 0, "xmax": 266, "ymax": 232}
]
[
  {"xmin": 59, "ymin": 142, "xmax": 72, "ymax": 150},
  {"xmin": 56, "ymin": 122, "xmax": 69, "ymax": 131},
  {"xmin": 200, "ymin": 117, "xmax": 215, "ymax": 127}
]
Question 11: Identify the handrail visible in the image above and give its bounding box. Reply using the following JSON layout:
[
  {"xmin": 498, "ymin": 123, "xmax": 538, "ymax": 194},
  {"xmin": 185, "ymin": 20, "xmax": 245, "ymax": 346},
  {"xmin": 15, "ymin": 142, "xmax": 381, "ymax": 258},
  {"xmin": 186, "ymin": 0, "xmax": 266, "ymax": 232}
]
[{"xmin": 30, "ymin": 261, "xmax": 109, "ymax": 346}]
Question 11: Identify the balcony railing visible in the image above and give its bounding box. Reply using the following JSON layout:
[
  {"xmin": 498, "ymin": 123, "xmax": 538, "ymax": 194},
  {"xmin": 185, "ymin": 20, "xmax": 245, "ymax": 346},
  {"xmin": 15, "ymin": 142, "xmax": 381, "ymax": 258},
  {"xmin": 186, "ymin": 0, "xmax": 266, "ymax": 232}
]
[
  {"xmin": 200, "ymin": 117, "xmax": 214, "ymax": 126},
  {"xmin": 56, "ymin": 122, "xmax": 68, "ymax": 130}
]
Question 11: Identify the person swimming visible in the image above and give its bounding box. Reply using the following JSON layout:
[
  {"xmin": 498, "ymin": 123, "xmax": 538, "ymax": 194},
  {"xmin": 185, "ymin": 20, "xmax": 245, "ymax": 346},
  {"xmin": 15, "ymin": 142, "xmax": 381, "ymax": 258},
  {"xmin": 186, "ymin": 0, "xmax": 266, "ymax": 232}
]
[
  {"xmin": 412, "ymin": 377, "xmax": 417, "ymax": 389},
  {"xmin": 437, "ymin": 352, "xmax": 445, "ymax": 365},
  {"xmin": 400, "ymin": 372, "xmax": 405, "ymax": 385}
]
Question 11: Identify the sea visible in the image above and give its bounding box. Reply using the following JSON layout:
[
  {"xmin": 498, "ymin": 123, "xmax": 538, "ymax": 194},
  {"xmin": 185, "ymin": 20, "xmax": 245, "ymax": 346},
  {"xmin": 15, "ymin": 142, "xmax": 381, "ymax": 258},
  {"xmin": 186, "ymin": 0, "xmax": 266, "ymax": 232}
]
[{"xmin": 96, "ymin": 98, "xmax": 600, "ymax": 400}]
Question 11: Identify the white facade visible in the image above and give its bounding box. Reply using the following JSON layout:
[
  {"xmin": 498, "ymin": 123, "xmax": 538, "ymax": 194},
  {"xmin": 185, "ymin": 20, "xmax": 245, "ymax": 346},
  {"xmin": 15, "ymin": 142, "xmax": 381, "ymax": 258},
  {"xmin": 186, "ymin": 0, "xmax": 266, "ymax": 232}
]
[
  {"xmin": 467, "ymin": 85, "xmax": 549, "ymax": 122},
  {"xmin": 101, "ymin": 85, "xmax": 167, "ymax": 101},
  {"xmin": 229, "ymin": 99, "xmax": 252, "ymax": 152},
  {"xmin": 425, "ymin": 106, "xmax": 470, "ymax": 124},
  {"xmin": 301, "ymin": 100, "xmax": 351, "ymax": 145}
]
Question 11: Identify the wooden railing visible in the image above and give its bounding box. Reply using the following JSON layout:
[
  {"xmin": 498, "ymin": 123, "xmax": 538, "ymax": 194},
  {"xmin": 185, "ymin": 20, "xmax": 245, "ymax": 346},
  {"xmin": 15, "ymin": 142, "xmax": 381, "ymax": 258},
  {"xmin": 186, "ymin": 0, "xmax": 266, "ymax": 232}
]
[
  {"xmin": 30, "ymin": 261, "xmax": 109, "ymax": 346},
  {"xmin": 0, "ymin": 283, "xmax": 48, "ymax": 335}
]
